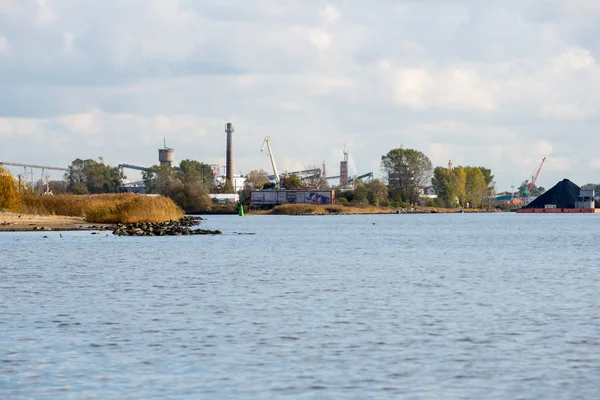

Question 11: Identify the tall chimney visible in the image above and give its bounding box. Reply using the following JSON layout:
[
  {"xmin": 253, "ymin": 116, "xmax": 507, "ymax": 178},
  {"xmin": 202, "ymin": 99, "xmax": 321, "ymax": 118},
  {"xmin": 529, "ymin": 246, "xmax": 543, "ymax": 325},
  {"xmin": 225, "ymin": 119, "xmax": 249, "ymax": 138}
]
[{"xmin": 225, "ymin": 122, "xmax": 234, "ymax": 183}]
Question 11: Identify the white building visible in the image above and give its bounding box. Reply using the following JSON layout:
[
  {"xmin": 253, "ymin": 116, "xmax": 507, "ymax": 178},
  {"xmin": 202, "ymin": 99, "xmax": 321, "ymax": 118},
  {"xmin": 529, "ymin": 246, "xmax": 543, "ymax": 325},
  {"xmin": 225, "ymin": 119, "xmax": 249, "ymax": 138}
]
[
  {"xmin": 209, "ymin": 194, "xmax": 240, "ymax": 203},
  {"xmin": 215, "ymin": 174, "xmax": 246, "ymax": 193}
]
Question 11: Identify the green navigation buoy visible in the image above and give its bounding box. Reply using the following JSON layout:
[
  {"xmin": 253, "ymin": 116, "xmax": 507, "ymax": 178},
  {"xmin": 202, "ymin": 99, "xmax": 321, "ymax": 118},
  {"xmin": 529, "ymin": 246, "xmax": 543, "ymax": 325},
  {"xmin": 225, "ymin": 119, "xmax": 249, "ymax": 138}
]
[{"xmin": 239, "ymin": 204, "xmax": 244, "ymax": 216}]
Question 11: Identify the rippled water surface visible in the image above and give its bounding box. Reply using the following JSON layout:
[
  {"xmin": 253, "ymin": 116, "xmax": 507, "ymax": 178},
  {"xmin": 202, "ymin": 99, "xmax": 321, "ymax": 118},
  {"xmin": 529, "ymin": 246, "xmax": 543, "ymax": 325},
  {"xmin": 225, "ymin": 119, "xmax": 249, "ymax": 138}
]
[{"xmin": 1, "ymin": 213, "xmax": 600, "ymax": 399}]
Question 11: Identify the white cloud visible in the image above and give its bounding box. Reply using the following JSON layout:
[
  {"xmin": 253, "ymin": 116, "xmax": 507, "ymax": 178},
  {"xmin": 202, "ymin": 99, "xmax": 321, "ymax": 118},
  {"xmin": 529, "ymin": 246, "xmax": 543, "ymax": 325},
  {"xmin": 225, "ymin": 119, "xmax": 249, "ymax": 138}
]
[
  {"xmin": 0, "ymin": 118, "xmax": 12, "ymax": 136},
  {"xmin": 387, "ymin": 66, "xmax": 497, "ymax": 111},
  {"xmin": 57, "ymin": 109, "xmax": 103, "ymax": 135},
  {"xmin": 320, "ymin": 5, "xmax": 340, "ymax": 26},
  {"xmin": 0, "ymin": 118, "xmax": 43, "ymax": 135},
  {"xmin": 309, "ymin": 29, "xmax": 331, "ymax": 51},
  {"xmin": 0, "ymin": 35, "xmax": 9, "ymax": 55},
  {"xmin": 551, "ymin": 47, "xmax": 595, "ymax": 72},
  {"xmin": 62, "ymin": 32, "xmax": 75, "ymax": 53},
  {"xmin": 36, "ymin": 0, "xmax": 56, "ymax": 25},
  {"xmin": 543, "ymin": 157, "xmax": 571, "ymax": 173},
  {"xmin": 539, "ymin": 104, "xmax": 592, "ymax": 121}
]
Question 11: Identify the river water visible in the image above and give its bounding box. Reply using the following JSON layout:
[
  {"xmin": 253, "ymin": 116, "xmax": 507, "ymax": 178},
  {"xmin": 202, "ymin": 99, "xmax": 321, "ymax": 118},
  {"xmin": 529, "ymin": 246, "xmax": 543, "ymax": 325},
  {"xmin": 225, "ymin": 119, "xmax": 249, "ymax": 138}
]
[{"xmin": 1, "ymin": 213, "xmax": 599, "ymax": 399}]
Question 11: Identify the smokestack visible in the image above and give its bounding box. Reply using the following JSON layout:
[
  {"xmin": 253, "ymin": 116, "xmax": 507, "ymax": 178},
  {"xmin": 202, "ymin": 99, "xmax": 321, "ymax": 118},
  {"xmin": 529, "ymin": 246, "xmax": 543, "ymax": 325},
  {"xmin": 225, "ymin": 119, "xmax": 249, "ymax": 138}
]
[{"xmin": 225, "ymin": 122, "xmax": 234, "ymax": 183}]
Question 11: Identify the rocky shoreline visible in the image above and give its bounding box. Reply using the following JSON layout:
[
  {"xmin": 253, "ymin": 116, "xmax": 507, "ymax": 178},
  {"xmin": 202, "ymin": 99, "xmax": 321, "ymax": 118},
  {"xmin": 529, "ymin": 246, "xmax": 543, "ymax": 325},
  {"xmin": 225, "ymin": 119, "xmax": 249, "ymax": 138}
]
[
  {"xmin": 112, "ymin": 216, "xmax": 222, "ymax": 236},
  {"xmin": 0, "ymin": 213, "xmax": 222, "ymax": 236}
]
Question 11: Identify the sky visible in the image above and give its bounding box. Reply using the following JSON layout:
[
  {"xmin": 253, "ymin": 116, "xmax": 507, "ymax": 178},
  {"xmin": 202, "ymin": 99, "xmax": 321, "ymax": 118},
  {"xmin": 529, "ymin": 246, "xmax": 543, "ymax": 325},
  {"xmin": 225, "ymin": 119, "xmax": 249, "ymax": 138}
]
[{"xmin": 1, "ymin": 0, "xmax": 600, "ymax": 190}]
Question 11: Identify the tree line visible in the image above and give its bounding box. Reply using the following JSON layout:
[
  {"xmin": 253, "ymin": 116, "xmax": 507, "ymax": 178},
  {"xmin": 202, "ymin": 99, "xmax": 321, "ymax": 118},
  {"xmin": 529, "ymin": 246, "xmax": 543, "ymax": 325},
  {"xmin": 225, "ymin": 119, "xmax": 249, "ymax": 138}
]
[
  {"xmin": 19, "ymin": 146, "xmax": 499, "ymax": 212},
  {"xmin": 244, "ymin": 147, "xmax": 496, "ymax": 209},
  {"xmin": 432, "ymin": 165, "xmax": 494, "ymax": 208},
  {"xmin": 51, "ymin": 158, "xmax": 219, "ymax": 213}
]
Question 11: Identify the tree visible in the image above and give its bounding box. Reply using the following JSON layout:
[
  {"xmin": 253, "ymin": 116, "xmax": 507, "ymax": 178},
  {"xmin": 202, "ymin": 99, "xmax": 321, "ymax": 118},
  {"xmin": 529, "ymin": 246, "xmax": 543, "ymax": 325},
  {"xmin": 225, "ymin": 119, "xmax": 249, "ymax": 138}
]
[
  {"xmin": 529, "ymin": 186, "xmax": 546, "ymax": 197},
  {"xmin": 222, "ymin": 179, "xmax": 235, "ymax": 194},
  {"xmin": 432, "ymin": 167, "xmax": 458, "ymax": 208},
  {"xmin": 452, "ymin": 167, "xmax": 467, "ymax": 207},
  {"xmin": 142, "ymin": 167, "xmax": 158, "ymax": 194},
  {"xmin": 171, "ymin": 181, "xmax": 212, "ymax": 213},
  {"xmin": 478, "ymin": 167, "xmax": 494, "ymax": 187},
  {"xmin": 465, "ymin": 167, "xmax": 486, "ymax": 208},
  {"xmin": 0, "ymin": 166, "xmax": 21, "ymax": 212},
  {"xmin": 245, "ymin": 169, "xmax": 270, "ymax": 190},
  {"xmin": 365, "ymin": 179, "xmax": 388, "ymax": 207},
  {"xmin": 283, "ymin": 174, "xmax": 302, "ymax": 189},
  {"xmin": 179, "ymin": 159, "xmax": 213, "ymax": 186},
  {"xmin": 382, "ymin": 147, "xmax": 433, "ymax": 205},
  {"xmin": 49, "ymin": 180, "xmax": 69, "ymax": 195},
  {"xmin": 64, "ymin": 158, "xmax": 122, "ymax": 194},
  {"xmin": 519, "ymin": 182, "xmax": 545, "ymax": 198},
  {"xmin": 352, "ymin": 179, "xmax": 369, "ymax": 206}
]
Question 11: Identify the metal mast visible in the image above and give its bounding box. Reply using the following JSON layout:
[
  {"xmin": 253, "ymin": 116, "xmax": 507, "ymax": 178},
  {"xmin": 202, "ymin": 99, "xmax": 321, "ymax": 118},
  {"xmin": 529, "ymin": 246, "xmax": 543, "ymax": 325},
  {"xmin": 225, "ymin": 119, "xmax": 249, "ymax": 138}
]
[
  {"xmin": 528, "ymin": 157, "xmax": 546, "ymax": 192},
  {"xmin": 261, "ymin": 136, "xmax": 280, "ymax": 187}
]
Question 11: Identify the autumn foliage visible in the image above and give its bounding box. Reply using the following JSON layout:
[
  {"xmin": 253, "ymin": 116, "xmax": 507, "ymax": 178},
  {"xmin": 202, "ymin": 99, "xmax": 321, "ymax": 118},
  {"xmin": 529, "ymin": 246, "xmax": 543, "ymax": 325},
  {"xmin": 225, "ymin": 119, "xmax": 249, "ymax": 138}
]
[{"xmin": 0, "ymin": 166, "xmax": 21, "ymax": 212}]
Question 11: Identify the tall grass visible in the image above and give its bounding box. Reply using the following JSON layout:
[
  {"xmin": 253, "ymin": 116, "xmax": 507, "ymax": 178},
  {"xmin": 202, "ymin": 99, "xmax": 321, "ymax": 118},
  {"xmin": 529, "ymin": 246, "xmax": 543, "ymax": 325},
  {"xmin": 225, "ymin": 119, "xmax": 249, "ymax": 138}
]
[
  {"xmin": 270, "ymin": 204, "xmax": 320, "ymax": 215},
  {"xmin": 21, "ymin": 193, "xmax": 184, "ymax": 224}
]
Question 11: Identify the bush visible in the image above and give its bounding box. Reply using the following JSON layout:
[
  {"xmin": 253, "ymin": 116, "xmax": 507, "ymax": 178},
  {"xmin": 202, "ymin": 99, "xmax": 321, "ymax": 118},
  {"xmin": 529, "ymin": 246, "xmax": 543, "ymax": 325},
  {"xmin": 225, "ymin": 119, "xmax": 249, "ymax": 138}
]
[
  {"xmin": 336, "ymin": 197, "xmax": 349, "ymax": 205},
  {"xmin": 270, "ymin": 204, "xmax": 319, "ymax": 215},
  {"xmin": 325, "ymin": 206, "xmax": 344, "ymax": 214},
  {"xmin": 0, "ymin": 166, "xmax": 21, "ymax": 212}
]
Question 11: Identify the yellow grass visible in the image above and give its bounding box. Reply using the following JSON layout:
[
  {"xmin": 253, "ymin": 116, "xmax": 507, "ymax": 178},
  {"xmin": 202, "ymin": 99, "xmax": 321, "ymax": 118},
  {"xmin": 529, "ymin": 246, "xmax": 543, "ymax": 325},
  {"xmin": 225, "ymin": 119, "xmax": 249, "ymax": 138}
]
[
  {"xmin": 251, "ymin": 203, "xmax": 498, "ymax": 216},
  {"xmin": 21, "ymin": 193, "xmax": 184, "ymax": 224},
  {"xmin": 257, "ymin": 204, "xmax": 395, "ymax": 215}
]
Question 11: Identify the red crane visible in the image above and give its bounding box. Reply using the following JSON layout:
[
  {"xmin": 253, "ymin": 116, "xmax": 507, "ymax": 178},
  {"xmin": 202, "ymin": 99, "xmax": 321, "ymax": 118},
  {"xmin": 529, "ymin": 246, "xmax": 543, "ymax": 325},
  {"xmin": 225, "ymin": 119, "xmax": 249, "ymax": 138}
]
[{"xmin": 528, "ymin": 157, "xmax": 546, "ymax": 192}]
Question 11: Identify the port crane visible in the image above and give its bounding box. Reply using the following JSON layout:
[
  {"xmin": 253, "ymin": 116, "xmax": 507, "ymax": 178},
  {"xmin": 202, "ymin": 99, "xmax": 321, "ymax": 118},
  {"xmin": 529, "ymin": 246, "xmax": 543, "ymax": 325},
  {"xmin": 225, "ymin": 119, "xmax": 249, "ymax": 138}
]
[
  {"xmin": 520, "ymin": 157, "xmax": 546, "ymax": 199},
  {"xmin": 261, "ymin": 136, "xmax": 280, "ymax": 187}
]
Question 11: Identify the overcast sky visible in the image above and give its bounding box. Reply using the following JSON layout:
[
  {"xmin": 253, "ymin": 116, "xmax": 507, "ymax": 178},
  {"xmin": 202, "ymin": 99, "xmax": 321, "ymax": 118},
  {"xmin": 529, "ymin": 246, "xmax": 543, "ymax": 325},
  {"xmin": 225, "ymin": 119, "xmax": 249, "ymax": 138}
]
[{"xmin": 1, "ymin": 0, "xmax": 599, "ymax": 190}]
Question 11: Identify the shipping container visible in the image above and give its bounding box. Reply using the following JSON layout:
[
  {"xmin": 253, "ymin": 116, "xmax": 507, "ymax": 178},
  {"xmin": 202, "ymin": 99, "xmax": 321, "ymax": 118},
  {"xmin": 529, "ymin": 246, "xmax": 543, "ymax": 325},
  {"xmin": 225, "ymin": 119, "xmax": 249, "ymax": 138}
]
[{"xmin": 251, "ymin": 190, "xmax": 334, "ymax": 206}]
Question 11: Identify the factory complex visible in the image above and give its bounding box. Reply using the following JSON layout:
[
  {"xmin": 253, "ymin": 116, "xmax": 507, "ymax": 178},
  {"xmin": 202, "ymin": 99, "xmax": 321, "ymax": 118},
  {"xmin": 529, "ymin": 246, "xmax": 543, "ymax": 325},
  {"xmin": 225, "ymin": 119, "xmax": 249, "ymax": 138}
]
[
  {"xmin": 116, "ymin": 122, "xmax": 363, "ymax": 206},
  {"xmin": 2, "ymin": 121, "xmax": 599, "ymax": 211}
]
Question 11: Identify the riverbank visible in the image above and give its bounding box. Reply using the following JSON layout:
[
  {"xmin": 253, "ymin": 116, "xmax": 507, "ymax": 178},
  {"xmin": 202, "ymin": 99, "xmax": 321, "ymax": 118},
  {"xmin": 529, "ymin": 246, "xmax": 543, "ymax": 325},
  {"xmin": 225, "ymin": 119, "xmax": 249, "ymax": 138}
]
[
  {"xmin": 247, "ymin": 204, "xmax": 500, "ymax": 216},
  {"xmin": 0, "ymin": 205, "xmax": 500, "ymax": 232},
  {"xmin": 0, "ymin": 211, "xmax": 113, "ymax": 232}
]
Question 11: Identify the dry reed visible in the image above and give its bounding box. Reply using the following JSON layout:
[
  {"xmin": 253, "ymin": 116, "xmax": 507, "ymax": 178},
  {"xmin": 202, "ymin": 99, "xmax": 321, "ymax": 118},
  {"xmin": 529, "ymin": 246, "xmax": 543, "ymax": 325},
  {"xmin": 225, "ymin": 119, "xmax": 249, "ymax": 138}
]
[{"xmin": 21, "ymin": 193, "xmax": 184, "ymax": 224}]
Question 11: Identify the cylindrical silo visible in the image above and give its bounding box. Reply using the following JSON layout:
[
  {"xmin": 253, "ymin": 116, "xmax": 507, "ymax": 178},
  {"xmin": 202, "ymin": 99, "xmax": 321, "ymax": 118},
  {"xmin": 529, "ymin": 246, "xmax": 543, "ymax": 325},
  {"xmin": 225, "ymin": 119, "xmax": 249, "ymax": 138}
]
[{"xmin": 158, "ymin": 147, "xmax": 174, "ymax": 168}]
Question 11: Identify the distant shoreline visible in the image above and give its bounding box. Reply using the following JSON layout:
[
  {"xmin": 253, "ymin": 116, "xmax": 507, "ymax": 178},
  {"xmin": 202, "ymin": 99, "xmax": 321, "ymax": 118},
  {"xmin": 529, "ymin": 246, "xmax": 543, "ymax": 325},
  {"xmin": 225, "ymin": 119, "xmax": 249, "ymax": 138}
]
[
  {"xmin": 247, "ymin": 204, "xmax": 501, "ymax": 216},
  {"xmin": 0, "ymin": 207, "xmax": 502, "ymax": 232}
]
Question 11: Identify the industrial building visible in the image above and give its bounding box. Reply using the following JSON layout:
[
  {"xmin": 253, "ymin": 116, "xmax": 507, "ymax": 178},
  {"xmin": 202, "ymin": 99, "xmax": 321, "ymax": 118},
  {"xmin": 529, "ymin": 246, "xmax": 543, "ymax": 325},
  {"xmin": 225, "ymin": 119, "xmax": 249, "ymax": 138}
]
[{"xmin": 250, "ymin": 190, "xmax": 334, "ymax": 206}]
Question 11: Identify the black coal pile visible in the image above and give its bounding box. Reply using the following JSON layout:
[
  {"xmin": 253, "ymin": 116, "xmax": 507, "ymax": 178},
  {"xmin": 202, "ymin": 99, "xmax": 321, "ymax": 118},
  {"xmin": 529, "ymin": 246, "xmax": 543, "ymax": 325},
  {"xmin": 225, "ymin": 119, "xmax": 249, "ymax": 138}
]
[
  {"xmin": 112, "ymin": 216, "xmax": 221, "ymax": 236},
  {"xmin": 525, "ymin": 179, "xmax": 580, "ymax": 209}
]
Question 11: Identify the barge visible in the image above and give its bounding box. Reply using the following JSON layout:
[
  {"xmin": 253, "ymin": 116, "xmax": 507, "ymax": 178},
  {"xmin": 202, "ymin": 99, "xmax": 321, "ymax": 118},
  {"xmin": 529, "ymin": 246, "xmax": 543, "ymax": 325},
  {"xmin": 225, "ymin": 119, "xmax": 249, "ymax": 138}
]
[{"xmin": 516, "ymin": 179, "xmax": 598, "ymax": 214}]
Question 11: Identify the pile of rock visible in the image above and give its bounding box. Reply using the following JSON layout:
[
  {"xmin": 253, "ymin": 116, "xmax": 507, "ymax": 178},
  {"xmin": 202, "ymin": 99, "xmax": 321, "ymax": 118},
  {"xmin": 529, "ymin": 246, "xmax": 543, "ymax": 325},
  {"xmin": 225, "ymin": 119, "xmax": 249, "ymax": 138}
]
[{"xmin": 112, "ymin": 216, "xmax": 221, "ymax": 236}]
